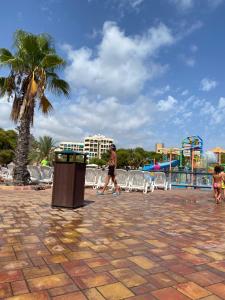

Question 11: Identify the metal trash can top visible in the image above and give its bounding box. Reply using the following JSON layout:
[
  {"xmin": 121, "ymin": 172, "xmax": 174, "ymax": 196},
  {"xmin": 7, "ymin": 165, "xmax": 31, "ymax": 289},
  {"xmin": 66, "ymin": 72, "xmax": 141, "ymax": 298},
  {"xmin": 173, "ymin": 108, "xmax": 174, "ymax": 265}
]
[{"xmin": 54, "ymin": 150, "xmax": 88, "ymax": 163}]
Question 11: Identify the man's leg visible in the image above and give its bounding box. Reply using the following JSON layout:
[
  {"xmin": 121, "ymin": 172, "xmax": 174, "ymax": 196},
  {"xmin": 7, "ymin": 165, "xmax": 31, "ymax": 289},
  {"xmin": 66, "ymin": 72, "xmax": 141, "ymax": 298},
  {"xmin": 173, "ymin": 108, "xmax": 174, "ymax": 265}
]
[
  {"xmin": 112, "ymin": 176, "xmax": 120, "ymax": 194},
  {"xmin": 101, "ymin": 175, "xmax": 110, "ymax": 193}
]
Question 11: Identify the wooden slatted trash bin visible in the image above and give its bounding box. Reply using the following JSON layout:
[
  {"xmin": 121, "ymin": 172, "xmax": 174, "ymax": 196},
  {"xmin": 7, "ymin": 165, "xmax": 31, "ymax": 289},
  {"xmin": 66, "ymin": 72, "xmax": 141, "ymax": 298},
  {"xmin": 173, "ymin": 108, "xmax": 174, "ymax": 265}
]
[{"xmin": 52, "ymin": 150, "xmax": 87, "ymax": 208}]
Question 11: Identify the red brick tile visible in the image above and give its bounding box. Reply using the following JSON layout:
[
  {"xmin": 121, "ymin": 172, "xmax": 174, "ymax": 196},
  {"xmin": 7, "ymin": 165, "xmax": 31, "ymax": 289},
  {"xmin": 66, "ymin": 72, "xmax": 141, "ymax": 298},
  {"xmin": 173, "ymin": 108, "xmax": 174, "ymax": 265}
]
[
  {"xmin": 207, "ymin": 283, "xmax": 225, "ymax": 299},
  {"xmin": 62, "ymin": 261, "xmax": 94, "ymax": 277},
  {"xmin": 176, "ymin": 281, "xmax": 211, "ymax": 299},
  {"xmin": 49, "ymin": 284, "xmax": 79, "ymax": 297},
  {"xmin": 52, "ymin": 291, "xmax": 87, "ymax": 300},
  {"xmin": 11, "ymin": 280, "xmax": 29, "ymax": 295},
  {"xmin": 0, "ymin": 270, "xmax": 23, "ymax": 283},
  {"xmin": 152, "ymin": 287, "xmax": 191, "ymax": 300},
  {"xmin": 186, "ymin": 271, "xmax": 224, "ymax": 287},
  {"xmin": 28, "ymin": 273, "xmax": 73, "ymax": 291},
  {"xmin": 6, "ymin": 291, "xmax": 50, "ymax": 299},
  {"xmin": 0, "ymin": 282, "xmax": 12, "ymax": 298}
]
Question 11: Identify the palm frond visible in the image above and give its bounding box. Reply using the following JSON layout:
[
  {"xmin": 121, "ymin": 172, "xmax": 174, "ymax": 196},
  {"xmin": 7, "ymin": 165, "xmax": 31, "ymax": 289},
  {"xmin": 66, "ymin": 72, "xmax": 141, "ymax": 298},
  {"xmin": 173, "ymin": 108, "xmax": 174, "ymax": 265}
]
[
  {"xmin": 0, "ymin": 48, "xmax": 15, "ymax": 65},
  {"xmin": 0, "ymin": 76, "xmax": 15, "ymax": 97},
  {"xmin": 47, "ymin": 77, "xmax": 70, "ymax": 96},
  {"xmin": 41, "ymin": 54, "xmax": 65, "ymax": 69},
  {"xmin": 0, "ymin": 77, "xmax": 6, "ymax": 96},
  {"xmin": 10, "ymin": 97, "xmax": 22, "ymax": 123},
  {"xmin": 37, "ymin": 34, "xmax": 55, "ymax": 54},
  {"xmin": 39, "ymin": 95, "xmax": 53, "ymax": 114}
]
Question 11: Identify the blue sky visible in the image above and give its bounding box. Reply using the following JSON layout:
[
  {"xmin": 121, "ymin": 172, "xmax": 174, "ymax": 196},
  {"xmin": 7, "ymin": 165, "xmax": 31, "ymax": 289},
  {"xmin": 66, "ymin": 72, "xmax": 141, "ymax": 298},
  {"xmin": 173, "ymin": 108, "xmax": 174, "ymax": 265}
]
[{"xmin": 0, "ymin": 0, "xmax": 225, "ymax": 150}]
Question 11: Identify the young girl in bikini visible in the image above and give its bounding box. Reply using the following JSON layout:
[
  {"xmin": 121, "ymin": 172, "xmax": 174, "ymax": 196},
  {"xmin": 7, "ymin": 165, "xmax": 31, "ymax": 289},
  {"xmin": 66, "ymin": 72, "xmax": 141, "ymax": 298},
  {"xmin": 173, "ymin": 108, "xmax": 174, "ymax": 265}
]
[
  {"xmin": 213, "ymin": 165, "xmax": 222, "ymax": 204},
  {"xmin": 220, "ymin": 166, "xmax": 225, "ymax": 201}
]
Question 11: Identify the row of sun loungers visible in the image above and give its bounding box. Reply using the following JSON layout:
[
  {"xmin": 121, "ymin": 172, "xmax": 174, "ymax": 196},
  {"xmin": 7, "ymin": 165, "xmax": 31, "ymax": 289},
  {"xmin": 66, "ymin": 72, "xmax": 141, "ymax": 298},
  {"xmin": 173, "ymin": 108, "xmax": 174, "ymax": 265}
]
[
  {"xmin": 0, "ymin": 165, "xmax": 170, "ymax": 193},
  {"xmin": 85, "ymin": 168, "xmax": 171, "ymax": 193},
  {"xmin": 0, "ymin": 165, "xmax": 53, "ymax": 184}
]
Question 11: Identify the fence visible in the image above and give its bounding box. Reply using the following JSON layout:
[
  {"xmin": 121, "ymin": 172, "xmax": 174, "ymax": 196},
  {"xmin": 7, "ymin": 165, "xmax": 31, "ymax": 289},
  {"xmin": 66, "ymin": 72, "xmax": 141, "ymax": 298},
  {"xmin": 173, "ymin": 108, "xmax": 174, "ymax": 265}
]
[{"xmin": 162, "ymin": 170, "xmax": 213, "ymax": 189}]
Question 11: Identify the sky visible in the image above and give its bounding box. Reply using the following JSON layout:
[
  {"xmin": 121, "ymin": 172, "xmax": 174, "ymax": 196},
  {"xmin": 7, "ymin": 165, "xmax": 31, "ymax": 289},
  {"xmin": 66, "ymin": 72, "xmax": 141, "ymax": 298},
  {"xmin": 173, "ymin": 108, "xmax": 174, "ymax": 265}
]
[{"xmin": 0, "ymin": 0, "xmax": 225, "ymax": 150}]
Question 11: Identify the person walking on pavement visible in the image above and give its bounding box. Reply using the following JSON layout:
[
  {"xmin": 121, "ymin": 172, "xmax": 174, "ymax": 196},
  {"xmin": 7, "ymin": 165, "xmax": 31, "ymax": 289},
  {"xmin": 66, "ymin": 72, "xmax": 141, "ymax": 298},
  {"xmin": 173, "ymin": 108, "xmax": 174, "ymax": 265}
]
[{"xmin": 97, "ymin": 144, "xmax": 120, "ymax": 196}]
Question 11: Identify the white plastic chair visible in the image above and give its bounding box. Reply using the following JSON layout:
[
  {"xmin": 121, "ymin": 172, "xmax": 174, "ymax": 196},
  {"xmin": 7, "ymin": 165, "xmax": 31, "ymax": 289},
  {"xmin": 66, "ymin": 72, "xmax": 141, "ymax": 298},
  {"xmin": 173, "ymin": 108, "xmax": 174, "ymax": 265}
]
[
  {"xmin": 96, "ymin": 168, "xmax": 119, "ymax": 191},
  {"xmin": 6, "ymin": 163, "xmax": 14, "ymax": 180},
  {"xmin": 96, "ymin": 168, "xmax": 111, "ymax": 189},
  {"xmin": 39, "ymin": 166, "xmax": 53, "ymax": 184},
  {"xmin": 27, "ymin": 165, "xmax": 41, "ymax": 183},
  {"xmin": 128, "ymin": 170, "xmax": 150, "ymax": 194},
  {"xmin": 143, "ymin": 171, "xmax": 155, "ymax": 192},
  {"xmin": 85, "ymin": 168, "xmax": 98, "ymax": 189},
  {"xmin": 153, "ymin": 172, "xmax": 171, "ymax": 190},
  {"xmin": 0, "ymin": 167, "xmax": 11, "ymax": 179},
  {"xmin": 115, "ymin": 169, "xmax": 129, "ymax": 191}
]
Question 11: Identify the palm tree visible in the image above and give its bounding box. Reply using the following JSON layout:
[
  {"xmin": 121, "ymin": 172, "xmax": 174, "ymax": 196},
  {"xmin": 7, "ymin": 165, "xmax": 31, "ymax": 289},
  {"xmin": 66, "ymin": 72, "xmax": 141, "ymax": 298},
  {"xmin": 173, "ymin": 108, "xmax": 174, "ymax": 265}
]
[
  {"xmin": 0, "ymin": 30, "xmax": 70, "ymax": 184},
  {"xmin": 29, "ymin": 135, "xmax": 56, "ymax": 164}
]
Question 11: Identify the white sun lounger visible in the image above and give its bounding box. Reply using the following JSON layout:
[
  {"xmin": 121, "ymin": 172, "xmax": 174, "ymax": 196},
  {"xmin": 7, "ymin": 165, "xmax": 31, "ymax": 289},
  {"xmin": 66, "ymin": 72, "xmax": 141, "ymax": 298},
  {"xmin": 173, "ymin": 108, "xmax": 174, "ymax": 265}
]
[
  {"xmin": 153, "ymin": 172, "xmax": 171, "ymax": 190},
  {"xmin": 27, "ymin": 165, "xmax": 41, "ymax": 183},
  {"xmin": 39, "ymin": 166, "xmax": 53, "ymax": 184},
  {"xmin": 85, "ymin": 168, "xmax": 98, "ymax": 188},
  {"xmin": 115, "ymin": 169, "xmax": 129, "ymax": 191},
  {"xmin": 128, "ymin": 170, "xmax": 150, "ymax": 194}
]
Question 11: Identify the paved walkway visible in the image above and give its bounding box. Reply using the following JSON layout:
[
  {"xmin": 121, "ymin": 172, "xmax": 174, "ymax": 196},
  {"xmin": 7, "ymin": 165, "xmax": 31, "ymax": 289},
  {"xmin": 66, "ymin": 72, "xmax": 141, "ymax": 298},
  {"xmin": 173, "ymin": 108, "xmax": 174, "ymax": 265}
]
[{"xmin": 1, "ymin": 188, "xmax": 225, "ymax": 299}]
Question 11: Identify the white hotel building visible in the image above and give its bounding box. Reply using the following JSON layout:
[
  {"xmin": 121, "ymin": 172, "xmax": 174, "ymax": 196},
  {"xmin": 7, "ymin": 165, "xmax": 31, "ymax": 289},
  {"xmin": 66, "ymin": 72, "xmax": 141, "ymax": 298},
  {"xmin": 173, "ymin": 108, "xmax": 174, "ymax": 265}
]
[
  {"xmin": 84, "ymin": 134, "xmax": 113, "ymax": 159},
  {"xmin": 59, "ymin": 134, "xmax": 113, "ymax": 160},
  {"xmin": 59, "ymin": 142, "xmax": 84, "ymax": 152}
]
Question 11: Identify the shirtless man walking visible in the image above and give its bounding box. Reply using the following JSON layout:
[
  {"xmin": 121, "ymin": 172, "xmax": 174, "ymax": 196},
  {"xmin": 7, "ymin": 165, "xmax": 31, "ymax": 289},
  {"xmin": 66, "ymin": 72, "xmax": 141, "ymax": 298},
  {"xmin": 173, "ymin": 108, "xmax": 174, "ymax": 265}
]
[{"xmin": 97, "ymin": 144, "xmax": 120, "ymax": 196}]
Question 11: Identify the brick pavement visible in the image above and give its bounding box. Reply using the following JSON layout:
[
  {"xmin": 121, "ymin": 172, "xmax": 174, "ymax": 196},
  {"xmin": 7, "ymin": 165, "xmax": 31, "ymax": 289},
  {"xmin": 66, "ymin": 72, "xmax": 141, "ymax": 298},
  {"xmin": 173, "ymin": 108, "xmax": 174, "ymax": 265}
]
[{"xmin": 0, "ymin": 188, "xmax": 225, "ymax": 299}]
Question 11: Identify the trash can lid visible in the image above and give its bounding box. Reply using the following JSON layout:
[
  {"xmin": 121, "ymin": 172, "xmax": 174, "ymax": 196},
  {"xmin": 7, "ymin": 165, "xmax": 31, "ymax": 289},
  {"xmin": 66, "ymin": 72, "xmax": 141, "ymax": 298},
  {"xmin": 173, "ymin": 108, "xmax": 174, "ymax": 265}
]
[{"xmin": 55, "ymin": 150, "xmax": 87, "ymax": 156}]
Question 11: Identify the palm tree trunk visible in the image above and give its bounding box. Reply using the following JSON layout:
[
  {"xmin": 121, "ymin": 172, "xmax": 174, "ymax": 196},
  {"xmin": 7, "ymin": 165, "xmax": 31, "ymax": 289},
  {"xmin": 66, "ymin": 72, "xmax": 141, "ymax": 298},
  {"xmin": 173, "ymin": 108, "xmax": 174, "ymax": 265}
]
[{"xmin": 13, "ymin": 115, "xmax": 31, "ymax": 185}]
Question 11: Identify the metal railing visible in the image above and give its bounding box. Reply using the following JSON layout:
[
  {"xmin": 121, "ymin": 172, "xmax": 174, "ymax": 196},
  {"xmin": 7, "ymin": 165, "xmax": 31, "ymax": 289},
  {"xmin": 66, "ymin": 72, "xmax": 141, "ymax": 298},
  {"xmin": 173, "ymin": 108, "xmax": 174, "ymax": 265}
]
[
  {"xmin": 165, "ymin": 170, "xmax": 212, "ymax": 189},
  {"xmin": 146, "ymin": 170, "xmax": 213, "ymax": 189}
]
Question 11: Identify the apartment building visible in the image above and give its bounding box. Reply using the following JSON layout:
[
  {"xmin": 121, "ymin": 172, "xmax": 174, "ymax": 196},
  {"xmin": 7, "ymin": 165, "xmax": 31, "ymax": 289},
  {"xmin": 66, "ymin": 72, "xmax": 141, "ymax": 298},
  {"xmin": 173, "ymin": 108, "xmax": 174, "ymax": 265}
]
[
  {"xmin": 84, "ymin": 134, "xmax": 113, "ymax": 159},
  {"xmin": 59, "ymin": 142, "xmax": 84, "ymax": 152}
]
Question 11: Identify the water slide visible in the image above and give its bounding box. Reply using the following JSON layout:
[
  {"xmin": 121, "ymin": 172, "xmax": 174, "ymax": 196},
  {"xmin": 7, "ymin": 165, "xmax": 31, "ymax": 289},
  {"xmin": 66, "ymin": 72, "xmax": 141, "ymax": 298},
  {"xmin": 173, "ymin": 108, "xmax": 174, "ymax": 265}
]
[{"xmin": 142, "ymin": 160, "xmax": 179, "ymax": 171}]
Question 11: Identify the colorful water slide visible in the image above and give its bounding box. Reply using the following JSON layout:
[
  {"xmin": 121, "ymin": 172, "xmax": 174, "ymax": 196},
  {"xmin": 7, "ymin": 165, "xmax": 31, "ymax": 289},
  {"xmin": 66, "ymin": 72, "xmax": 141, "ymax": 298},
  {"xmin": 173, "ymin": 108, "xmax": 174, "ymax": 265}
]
[{"xmin": 142, "ymin": 160, "xmax": 179, "ymax": 171}]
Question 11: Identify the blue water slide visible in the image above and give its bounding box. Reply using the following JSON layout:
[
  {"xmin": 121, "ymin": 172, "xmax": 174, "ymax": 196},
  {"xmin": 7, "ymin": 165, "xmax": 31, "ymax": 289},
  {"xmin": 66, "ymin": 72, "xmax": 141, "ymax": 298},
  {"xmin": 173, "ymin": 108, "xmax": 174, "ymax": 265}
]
[{"xmin": 142, "ymin": 160, "xmax": 179, "ymax": 171}]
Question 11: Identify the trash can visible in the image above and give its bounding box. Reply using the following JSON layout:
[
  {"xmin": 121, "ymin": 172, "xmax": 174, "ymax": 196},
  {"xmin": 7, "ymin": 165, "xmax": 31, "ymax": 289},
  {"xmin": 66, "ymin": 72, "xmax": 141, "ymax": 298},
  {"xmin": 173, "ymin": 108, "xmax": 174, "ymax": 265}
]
[{"xmin": 52, "ymin": 150, "xmax": 87, "ymax": 208}]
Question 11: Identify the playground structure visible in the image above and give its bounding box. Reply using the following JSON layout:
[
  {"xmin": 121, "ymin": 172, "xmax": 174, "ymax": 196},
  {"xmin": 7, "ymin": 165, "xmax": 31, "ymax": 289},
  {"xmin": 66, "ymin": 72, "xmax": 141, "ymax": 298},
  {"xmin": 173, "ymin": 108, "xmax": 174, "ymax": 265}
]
[
  {"xmin": 180, "ymin": 136, "xmax": 203, "ymax": 171},
  {"xmin": 143, "ymin": 136, "xmax": 204, "ymax": 172}
]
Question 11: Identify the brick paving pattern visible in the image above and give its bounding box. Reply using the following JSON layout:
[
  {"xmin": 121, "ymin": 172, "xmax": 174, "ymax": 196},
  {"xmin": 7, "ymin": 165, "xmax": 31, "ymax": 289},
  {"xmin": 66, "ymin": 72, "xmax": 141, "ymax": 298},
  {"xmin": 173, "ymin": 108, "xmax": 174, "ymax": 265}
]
[{"xmin": 0, "ymin": 188, "xmax": 225, "ymax": 299}]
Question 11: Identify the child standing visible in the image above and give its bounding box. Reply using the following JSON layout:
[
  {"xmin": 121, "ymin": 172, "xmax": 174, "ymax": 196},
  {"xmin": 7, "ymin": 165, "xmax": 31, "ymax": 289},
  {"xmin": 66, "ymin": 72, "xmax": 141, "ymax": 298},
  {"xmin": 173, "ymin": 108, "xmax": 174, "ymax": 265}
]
[
  {"xmin": 220, "ymin": 166, "xmax": 225, "ymax": 200},
  {"xmin": 213, "ymin": 166, "xmax": 222, "ymax": 204}
]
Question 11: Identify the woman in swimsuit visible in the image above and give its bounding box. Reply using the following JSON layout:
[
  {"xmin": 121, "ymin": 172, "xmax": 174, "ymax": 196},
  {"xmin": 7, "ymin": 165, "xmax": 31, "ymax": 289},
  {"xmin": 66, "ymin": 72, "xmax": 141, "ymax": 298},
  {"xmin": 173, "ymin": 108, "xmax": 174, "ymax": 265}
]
[{"xmin": 213, "ymin": 165, "xmax": 222, "ymax": 204}]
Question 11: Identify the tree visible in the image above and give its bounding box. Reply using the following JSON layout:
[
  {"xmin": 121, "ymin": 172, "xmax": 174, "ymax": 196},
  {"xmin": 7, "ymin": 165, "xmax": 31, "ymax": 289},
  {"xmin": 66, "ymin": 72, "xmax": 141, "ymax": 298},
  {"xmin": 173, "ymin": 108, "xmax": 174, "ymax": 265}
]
[
  {"xmin": 89, "ymin": 157, "xmax": 105, "ymax": 167},
  {"xmin": 117, "ymin": 149, "xmax": 129, "ymax": 168},
  {"xmin": 101, "ymin": 150, "xmax": 110, "ymax": 162},
  {"xmin": 145, "ymin": 151, "xmax": 163, "ymax": 163},
  {"xmin": 0, "ymin": 30, "xmax": 70, "ymax": 184},
  {"xmin": 29, "ymin": 135, "xmax": 56, "ymax": 164},
  {"xmin": 0, "ymin": 128, "xmax": 17, "ymax": 164}
]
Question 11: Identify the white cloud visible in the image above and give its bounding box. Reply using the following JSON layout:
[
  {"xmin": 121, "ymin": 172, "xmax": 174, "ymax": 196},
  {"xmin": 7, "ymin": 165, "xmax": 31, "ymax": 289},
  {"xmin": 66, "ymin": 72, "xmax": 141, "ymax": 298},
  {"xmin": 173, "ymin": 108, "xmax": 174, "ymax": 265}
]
[
  {"xmin": 63, "ymin": 21, "xmax": 174, "ymax": 99},
  {"xmin": 185, "ymin": 57, "xmax": 195, "ymax": 67},
  {"xmin": 170, "ymin": 0, "xmax": 194, "ymax": 11},
  {"xmin": 200, "ymin": 78, "xmax": 218, "ymax": 92},
  {"xmin": 200, "ymin": 101, "xmax": 222, "ymax": 124},
  {"xmin": 128, "ymin": 0, "xmax": 144, "ymax": 8},
  {"xmin": 157, "ymin": 95, "xmax": 177, "ymax": 111},
  {"xmin": 181, "ymin": 89, "xmax": 189, "ymax": 96},
  {"xmin": 218, "ymin": 97, "xmax": 225, "ymax": 109},
  {"xmin": 110, "ymin": 0, "xmax": 145, "ymax": 13},
  {"xmin": 190, "ymin": 45, "xmax": 198, "ymax": 53},
  {"xmin": 208, "ymin": 0, "xmax": 224, "ymax": 8},
  {"xmin": 171, "ymin": 0, "xmax": 224, "ymax": 10},
  {"xmin": 153, "ymin": 85, "xmax": 170, "ymax": 96},
  {"xmin": 176, "ymin": 21, "xmax": 203, "ymax": 42},
  {"xmin": 0, "ymin": 97, "xmax": 13, "ymax": 129},
  {"xmin": 30, "ymin": 95, "xmax": 156, "ymax": 147}
]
